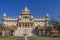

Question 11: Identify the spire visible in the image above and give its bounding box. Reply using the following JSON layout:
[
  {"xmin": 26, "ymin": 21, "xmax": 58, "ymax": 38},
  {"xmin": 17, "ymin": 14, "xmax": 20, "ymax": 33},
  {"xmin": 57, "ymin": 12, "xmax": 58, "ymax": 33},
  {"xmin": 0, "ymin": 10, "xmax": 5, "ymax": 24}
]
[
  {"xmin": 22, "ymin": 6, "xmax": 30, "ymax": 15},
  {"xmin": 23, "ymin": 6, "xmax": 29, "ymax": 12},
  {"xmin": 45, "ymin": 13, "xmax": 49, "ymax": 20}
]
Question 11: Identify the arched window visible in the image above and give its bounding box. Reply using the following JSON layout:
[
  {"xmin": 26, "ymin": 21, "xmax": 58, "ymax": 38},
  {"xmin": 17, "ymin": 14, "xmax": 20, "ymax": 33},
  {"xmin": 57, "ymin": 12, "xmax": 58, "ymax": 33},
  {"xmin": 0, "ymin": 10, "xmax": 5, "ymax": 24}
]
[
  {"xmin": 25, "ymin": 24, "xmax": 27, "ymax": 27},
  {"xmin": 23, "ymin": 16, "xmax": 29, "ymax": 19}
]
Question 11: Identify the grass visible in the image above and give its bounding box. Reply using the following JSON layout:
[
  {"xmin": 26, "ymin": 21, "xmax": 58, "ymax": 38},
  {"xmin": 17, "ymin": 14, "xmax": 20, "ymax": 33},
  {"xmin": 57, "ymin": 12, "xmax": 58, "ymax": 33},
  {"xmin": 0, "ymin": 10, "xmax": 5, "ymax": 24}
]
[
  {"xmin": 0, "ymin": 36, "xmax": 60, "ymax": 40},
  {"xmin": 29, "ymin": 36, "xmax": 60, "ymax": 40},
  {"xmin": 0, "ymin": 36, "xmax": 23, "ymax": 40}
]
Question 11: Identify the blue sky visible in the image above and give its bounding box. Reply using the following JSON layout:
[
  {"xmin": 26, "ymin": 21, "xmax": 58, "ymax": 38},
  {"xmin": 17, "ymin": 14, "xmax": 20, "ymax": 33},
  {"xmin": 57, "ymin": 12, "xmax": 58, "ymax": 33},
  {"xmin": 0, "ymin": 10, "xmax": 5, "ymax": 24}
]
[{"xmin": 0, "ymin": 0, "xmax": 60, "ymax": 23}]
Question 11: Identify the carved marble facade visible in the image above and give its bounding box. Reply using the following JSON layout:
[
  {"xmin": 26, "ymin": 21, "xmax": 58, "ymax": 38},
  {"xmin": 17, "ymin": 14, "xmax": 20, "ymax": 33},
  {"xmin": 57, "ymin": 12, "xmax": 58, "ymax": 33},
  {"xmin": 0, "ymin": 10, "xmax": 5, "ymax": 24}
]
[{"xmin": 2, "ymin": 7, "xmax": 49, "ymax": 36}]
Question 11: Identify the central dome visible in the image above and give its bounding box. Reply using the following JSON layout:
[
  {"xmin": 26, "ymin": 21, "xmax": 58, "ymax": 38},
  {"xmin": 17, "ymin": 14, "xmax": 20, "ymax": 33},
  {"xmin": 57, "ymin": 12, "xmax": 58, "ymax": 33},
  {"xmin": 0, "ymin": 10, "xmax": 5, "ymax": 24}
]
[
  {"xmin": 22, "ymin": 6, "xmax": 30, "ymax": 15},
  {"xmin": 23, "ymin": 7, "xmax": 29, "ymax": 11}
]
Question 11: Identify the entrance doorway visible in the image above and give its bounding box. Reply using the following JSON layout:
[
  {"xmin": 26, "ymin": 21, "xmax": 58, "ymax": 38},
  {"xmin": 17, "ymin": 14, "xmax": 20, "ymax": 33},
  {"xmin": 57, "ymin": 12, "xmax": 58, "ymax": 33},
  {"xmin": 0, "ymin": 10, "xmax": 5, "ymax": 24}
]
[{"xmin": 11, "ymin": 31, "xmax": 14, "ymax": 36}]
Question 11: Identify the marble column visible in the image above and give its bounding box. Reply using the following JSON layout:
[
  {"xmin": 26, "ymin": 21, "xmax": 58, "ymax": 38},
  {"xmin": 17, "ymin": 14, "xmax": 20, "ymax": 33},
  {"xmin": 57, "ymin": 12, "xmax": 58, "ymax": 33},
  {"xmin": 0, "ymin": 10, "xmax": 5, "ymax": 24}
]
[
  {"xmin": 21, "ymin": 23, "xmax": 23, "ymax": 28},
  {"xmin": 2, "ymin": 30, "xmax": 5, "ymax": 36},
  {"xmin": 39, "ymin": 30, "xmax": 41, "ymax": 36},
  {"xmin": 43, "ymin": 30, "xmax": 45, "ymax": 36},
  {"xmin": 24, "ymin": 24, "xmax": 25, "ymax": 28},
  {"xmin": 27, "ymin": 24, "xmax": 28, "ymax": 28},
  {"xmin": 24, "ymin": 29, "xmax": 28, "ymax": 40},
  {"xmin": 23, "ymin": 23, "xmax": 24, "ymax": 28},
  {"xmin": 24, "ymin": 35, "xmax": 28, "ymax": 40},
  {"xmin": 30, "ymin": 24, "xmax": 31, "ymax": 28}
]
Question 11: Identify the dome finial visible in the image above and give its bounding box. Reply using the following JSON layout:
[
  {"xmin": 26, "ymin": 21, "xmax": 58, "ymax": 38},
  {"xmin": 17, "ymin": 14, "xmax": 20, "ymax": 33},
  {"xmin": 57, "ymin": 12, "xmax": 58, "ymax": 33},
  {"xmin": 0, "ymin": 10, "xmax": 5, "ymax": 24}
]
[
  {"xmin": 22, "ymin": 6, "xmax": 30, "ymax": 14},
  {"xmin": 24, "ymin": 6, "xmax": 29, "ymax": 11}
]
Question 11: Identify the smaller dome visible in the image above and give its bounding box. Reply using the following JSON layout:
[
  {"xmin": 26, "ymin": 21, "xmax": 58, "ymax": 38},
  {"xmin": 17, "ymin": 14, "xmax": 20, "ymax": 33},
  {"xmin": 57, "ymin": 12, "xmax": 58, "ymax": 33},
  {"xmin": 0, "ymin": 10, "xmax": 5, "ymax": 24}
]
[
  {"xmin": 3, "ymin": 13, "xmax": 6, "ymax": 17},
  {"xmin": 31, "ymin": 16, "xmax": 33, "ymax": 18},
  {"xmin": 19, "ymin": 16, "xmax": 21, "ymax": 18},
  {"xmin": 46, "ymin": 13, "xmax": 49, "ymax": 17}
]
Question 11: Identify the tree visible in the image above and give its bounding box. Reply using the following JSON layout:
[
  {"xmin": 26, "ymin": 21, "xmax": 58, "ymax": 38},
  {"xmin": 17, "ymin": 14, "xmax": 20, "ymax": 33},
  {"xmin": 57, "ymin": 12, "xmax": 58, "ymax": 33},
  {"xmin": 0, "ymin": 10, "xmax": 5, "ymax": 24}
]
[{"xmin": 50, "ymin": 18, "xmax": 58, "ymax": 29}]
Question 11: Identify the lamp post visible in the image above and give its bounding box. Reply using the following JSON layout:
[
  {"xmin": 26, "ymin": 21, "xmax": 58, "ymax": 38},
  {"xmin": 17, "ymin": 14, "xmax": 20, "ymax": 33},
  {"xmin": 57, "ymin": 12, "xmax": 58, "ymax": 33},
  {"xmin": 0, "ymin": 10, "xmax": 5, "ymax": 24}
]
[{"xmin": 23, "ymin": 29, "xmax": 28, "ymax": 40}]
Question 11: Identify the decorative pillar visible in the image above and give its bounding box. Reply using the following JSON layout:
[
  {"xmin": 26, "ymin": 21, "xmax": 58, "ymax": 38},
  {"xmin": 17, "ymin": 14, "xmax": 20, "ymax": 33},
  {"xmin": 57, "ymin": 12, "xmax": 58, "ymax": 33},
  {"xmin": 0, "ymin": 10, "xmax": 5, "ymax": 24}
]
[
  {"xmin": 23, "ymin": 29, "xmax": 28, "ymax": 40},
  {"xmin": 27, "ymin": 24, "xmax": 28, "ymax": 28},
  {"xmin": 19, "ymin": 24, "xmax": 21, "ymax": 28},
  {"xmin": 23, "ymin": 23, "xmax": 24, "ymax": 28},
  {"xmin": 28, "ymin": 23, "xmax": 29, "ymax": 28},
  {"xmin": 43, "ymin": 30, "xmax": 45, "ymax": 36},
  {"xmin": 39, "ymin": 30, "xmax": 41, "ymax": 36},
  {"xmin": 24, "ymin": 23, "xmax": 25, "ymax": 28},
  {"xmin": 2, "ymin": 30, "xmax": 5, "ymax": 36},
  {"xmin": 21, "ymin": 25, "xmax": 22, "ymax": 26},
  {"xmin": 21, "ymin": 23, "xmax": 23, "ymax": 28},
  {"xmin": 30, "ymin": 24, "xmax": 31, "ymax": 28}
]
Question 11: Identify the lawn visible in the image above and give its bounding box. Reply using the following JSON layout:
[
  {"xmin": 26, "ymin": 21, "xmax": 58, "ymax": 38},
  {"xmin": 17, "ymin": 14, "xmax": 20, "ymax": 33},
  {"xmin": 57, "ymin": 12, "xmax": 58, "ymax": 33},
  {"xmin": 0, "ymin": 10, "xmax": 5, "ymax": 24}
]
[
  {"xmin": 29, "ymin": 36, "xmax": 60, "ymax": 40},
  {"xmin": 0, "ymin": 36, "xmax": 60, "ymax": 40},
  {"xmin": 0, "ymin": 36, "xmax": 23, "ymax": 40}
]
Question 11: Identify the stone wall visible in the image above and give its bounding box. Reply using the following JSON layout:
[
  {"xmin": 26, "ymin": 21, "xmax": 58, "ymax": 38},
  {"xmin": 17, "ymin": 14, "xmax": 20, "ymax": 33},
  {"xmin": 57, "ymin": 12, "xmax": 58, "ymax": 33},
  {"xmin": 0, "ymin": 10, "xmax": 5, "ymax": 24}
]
[{"xmin": 14, "ymin": 27, "xmax": 34, "ymax": 36}]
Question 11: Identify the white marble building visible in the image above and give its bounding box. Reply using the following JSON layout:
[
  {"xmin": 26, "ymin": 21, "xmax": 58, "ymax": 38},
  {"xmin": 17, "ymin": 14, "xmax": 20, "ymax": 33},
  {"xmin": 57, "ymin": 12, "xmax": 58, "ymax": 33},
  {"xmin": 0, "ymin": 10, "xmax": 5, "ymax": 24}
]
[{"xmin": 2, "ymin": 7, "xmax": 49, "ymax": 36}]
